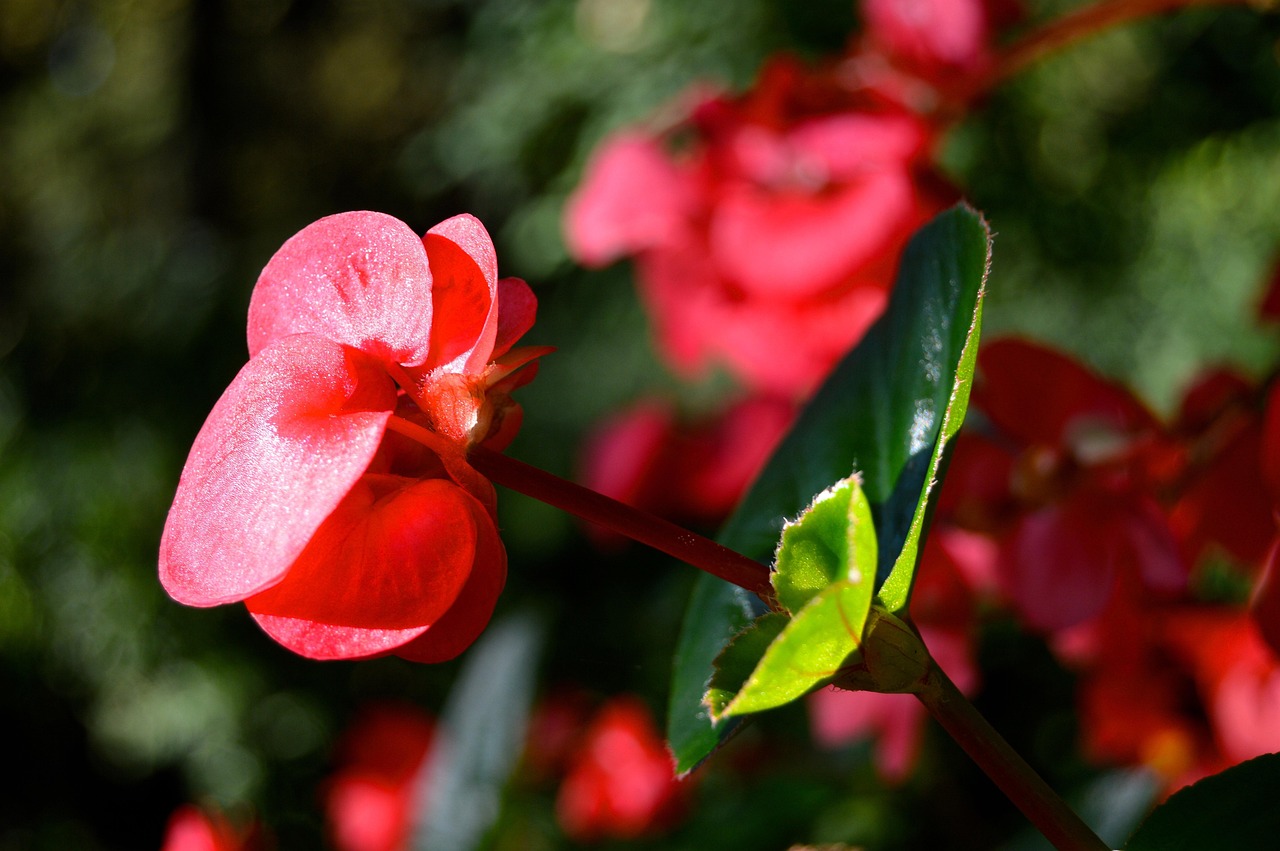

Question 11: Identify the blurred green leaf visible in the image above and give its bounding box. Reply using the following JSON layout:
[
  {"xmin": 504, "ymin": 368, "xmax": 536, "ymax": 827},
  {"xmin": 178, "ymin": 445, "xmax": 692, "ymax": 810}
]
[
  {"xmin": 414, "ymin": 611, "xmax": 544, "ymax": 851},
  {"xmin": 668, "ymin": 205, "xmax": 990, "ymax": 773},
  {"xmin": 1124, "ymin": 753, "xmax": 1280, "ymax": 850}
]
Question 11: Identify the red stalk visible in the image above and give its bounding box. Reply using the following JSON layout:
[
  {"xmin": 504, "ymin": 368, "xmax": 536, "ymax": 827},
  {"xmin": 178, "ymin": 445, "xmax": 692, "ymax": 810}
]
[
  {"xmin": 993, "ymin": 0, "xmax": 1257, "ymax": 85},
  {"xmin": 467, "ymin": 444, "xmax": 775, "ymax": 603}
]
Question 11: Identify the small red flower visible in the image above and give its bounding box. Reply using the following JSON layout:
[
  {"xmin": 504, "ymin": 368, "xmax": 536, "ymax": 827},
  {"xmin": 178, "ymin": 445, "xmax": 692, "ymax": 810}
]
[
  {"xmin": 325, "ymin": 704, "xmax": 436, "ymax": 851},
  {"xmin": 160, "ymin": 805, "xmax": 267, "ymax": 851},
  {"xmin": 555, "ymin": 697, "xmax": 687, "ymax": 842},
  {"xmin": 159, "ymin": 212, "xmax": 544, "ymax": 662}
]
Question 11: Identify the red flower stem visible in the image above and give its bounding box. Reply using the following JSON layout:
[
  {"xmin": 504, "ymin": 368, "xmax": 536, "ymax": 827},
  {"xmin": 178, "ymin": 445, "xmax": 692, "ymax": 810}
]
[
  {"xmin": 915, "ymin": 660, "xmax": 1110, "ymax": 851},
  {"xmin": 991, "ymin": 0, "xmax": 1257, "ymax": 85},
  {"xmin": 467, "ymin": 445, "xmax": 775, "ymax": 602}
]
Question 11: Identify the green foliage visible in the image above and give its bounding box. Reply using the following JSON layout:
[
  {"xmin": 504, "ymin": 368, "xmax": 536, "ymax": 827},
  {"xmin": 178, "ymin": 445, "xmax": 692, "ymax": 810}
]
[{"xmin": 668, "ymin": 206, "xmax": 991, "ymax": 772}]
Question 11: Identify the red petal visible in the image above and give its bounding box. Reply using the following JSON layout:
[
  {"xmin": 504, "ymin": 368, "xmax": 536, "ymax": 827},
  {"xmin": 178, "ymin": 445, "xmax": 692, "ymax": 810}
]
[
  {"xmin": 160, "ymin": 334, "xmax": 396, "ymax": 607},
  {"xmin": 563, "ymin": 133, "xmax": 694, "ymax": 266},
  {"xmin": 423, "ymin": 214, "xmax": 500, "ymax": 374},
  {"xmin": 998, "ymin": 497, "xmax": 1118, "ymax": 631},
  {"xmin": 247, "ymin": 211, "xmax": 435, "ymax": 366},
  {"xmin": 710, "ymin": 171, "xmax": 917, "ymax": 300},
  {"xmin": 245, "ymin": 475, "xmax": 483, "ymax": 629},
  {"xmin": 975, "ymin": 339, "xmax": 1157, "ymax": 448},
  {"xmin": 492, "ymin": 277, "xmax": 538, "ymax": 358},
  {"xmin": 393, "ymin": 499, "xmax": 507, "ymax": 663}
]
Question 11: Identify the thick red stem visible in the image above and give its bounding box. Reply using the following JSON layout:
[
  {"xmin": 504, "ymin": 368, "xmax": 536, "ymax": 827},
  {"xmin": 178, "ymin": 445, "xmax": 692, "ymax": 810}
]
[
  {"xmin": 467, "ymin": 445, "xmax": 775, "ymax": 602},
  {"xmin": 915, "ymin": 662, "xmax": 1111, "ymax": 851}
]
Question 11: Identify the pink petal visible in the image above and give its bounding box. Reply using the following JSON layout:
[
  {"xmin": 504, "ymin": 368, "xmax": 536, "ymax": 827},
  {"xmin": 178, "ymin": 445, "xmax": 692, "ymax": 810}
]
[
  {"xmin": 863, "ymin": 0, "xmax": 989, "ymax": 72},
  {"xmin": 563, "ymin": 133, "xmax": 695, "ymax": 266},
  {"xmin": 247, "ymin": 211, "xmax": 435, "ymax": 367},
  {"xmin": 245, "ymin": 475, "xmax": 484, "ymax": 630},
  {"xmin": 787, "ymin": 113, "xmax": 931, "ymax": 181},
  {"xmin": 976, "ymin": 339, "xmax": 1158, "ymax": 448},
  {"xmin": 423, "ymin": 214, "xmax": 500, "ymax": 374},
  {"xmin": 998, "ymin": 497, "xmax": 1118, "ymax": 632},
  {"xmin": 248, "ymin": 615, "xmax": 431, "ymax": 662},
  {"xmin": 710, "ymin": 170, "xmax": 917, "ymax": 300},
  {"xmin": 160, "ymin": 334, "xmax": 396, "ymax": 607},
  {"xmin": 492, "ymin": 277, "xmax": 538, "ymax": 358}
]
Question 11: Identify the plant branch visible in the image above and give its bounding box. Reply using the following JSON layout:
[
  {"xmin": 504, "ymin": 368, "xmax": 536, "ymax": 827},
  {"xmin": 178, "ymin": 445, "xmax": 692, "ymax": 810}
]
[
  {"xmin": 992, "ymin": 0, "xmax": 1257, "ymax": 85},
  {"xmin": 915, "ymin": 660, "xmax": 1111, "ymax": 851},
  {"xmin": 468, "ymin": 445, "xmax": 776, "ymax": 603}
]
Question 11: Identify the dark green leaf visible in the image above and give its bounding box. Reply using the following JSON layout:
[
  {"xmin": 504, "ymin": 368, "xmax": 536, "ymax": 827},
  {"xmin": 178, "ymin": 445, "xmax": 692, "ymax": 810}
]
[
  {"xmin": 414, "ymin": 611, "xmax": 544, "ymax": 851},
  {"xmin": 705, "ymin": 612, "xmax": 790, "ymax": 721},
  {"xmin": 724, "ymin": 205, "xmax": 989, "ymax": 612},
  {"xmin": 668, "ymin": 574, "xmax": 765, "ymax": 776},
  {"xmin": 667, "ymin": 205, "xmax": 990, "ymax": 772},
  {"xmin": 1124, "ymin": 753, "xmax": 1280, "ymax": 850}
]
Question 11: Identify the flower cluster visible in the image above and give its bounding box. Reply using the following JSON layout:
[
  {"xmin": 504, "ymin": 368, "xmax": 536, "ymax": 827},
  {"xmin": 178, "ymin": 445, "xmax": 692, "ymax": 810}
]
[
  {"xmin": 159, "ymin": 212, "xmax": 543, "ymax": 662},
  {"xmin": 930, "ymin": 332, "xmax": 1280, "ymax": 789},
  {"xmin": 564, "ymin": 0, "xmax": 1012, "ymax": 398}
]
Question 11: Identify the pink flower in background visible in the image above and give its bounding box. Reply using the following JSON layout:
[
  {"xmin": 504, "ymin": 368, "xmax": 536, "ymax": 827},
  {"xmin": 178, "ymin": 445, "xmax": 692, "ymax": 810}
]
[
  {"xmin": 555, "ymin": 697, "xmax": 687, "ymax": 841},
  {"xmin": 566, "ymin": 57, "xmax": 954, "ymax": 398},
  {"xmin": 579, "ymin": 395, "xmax": 794, "ymax": 535},
  {"xmin": 160, "ymin": 212, "xmax": 544, "ymax": 662},
  {"xmin": 160, "ymin": 806, "xmax": 266, "ymax": 851},
  {"xmin": 325, "ymin": 704, "xmax": 436, "ymax": 851},
  {"xmin": 965, "ymin": 338, "xmax": 1186, "ymax": 632}
]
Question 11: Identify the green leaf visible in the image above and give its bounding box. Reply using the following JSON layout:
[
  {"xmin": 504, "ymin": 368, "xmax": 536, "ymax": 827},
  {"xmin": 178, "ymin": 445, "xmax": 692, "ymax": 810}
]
[
  {"xmin": 1124, "ymin": 753, "xmax": 1280, "ymax": 850},
  {"xmin": 414, "ymin": 611, "xmax": 544, "ymax": 851},
  {"xmin": 705, "ymin": 612, "xmax": 790, "ymax": 721},
  {"xmin": 667, "ymin": 205, "xmax": 991, "ymax": 773},
  {"xmin": 723, "ymin": 580, "xmax": 871, "ymax": 718},
  {"xmin": 725, "ymin": 204, "xmax": 989, "ymax": 612},
  {"xmin": 773, "ymin": 474, "xmax": 876, "ymax": 615},
  {"xmin": 667, "ymin": 574, "xmax": 765, "ymax": 776}
]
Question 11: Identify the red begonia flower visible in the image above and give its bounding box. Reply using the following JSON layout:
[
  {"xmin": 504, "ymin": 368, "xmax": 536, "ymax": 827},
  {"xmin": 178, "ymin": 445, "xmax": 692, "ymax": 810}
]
[
  {"xmin": 160, "ymin": 211, "xmax": 543, "ymax": 661},
  {"xmin": 555, "ymin": 697, "xmax": 687, "ymax": 842},
  {"xmin": 325, "ymin": 704, "xmax": 436, "ymax": 851},
  {"xmin": 964, "ymin": 338, "xmax": 1187, "ymax": 632}
]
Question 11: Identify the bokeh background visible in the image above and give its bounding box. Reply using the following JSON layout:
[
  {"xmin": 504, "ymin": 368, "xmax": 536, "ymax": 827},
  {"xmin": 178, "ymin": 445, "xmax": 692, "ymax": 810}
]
[{"xmin": 1, "ymin": 0, "xmax": 1278, "ymax": 848}]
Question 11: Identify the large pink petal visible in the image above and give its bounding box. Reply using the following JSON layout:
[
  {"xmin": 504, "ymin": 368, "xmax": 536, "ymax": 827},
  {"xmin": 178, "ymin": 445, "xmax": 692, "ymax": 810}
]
[
  {"xmin": 244, "ymin": 476, "xmax": 482, "ymax": 629},
  {"xmin": 492, "ymin": 277, "xmax": 538, "ymax": 358},
  {"xmin": 710, "ymin": 170, "xmax": 917, "ymax": 299},
  {"xmin": 160, "ymin": 334, "xmax": 396, "ymax": 607},
  {"xmin": 423, "ymin": 215, "xmax": 500, "ymax": 374},
  {"xmin": 247, "ymin": 212, "xmax": 435, "ymax": 366},
  {"xmin": 563, "ymin": 133, "xmax": 696, "ymax": 266}
]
